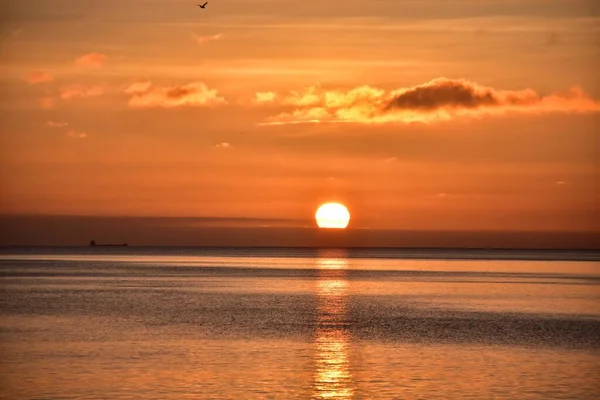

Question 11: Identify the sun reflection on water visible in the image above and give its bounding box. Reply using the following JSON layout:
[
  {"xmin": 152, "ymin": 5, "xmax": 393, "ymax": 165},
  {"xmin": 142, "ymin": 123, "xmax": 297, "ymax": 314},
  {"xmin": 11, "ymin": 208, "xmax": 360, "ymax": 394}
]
[{"xmin": 313, "ymin": 253, "xmax": 354, "ymax": 399}]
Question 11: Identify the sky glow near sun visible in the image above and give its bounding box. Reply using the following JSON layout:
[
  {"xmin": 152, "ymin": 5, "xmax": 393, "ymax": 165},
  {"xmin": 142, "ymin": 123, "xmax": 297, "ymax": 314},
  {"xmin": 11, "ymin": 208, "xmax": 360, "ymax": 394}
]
[{"xmin": 0, "ymin": 0, "xmax": 599, "ymax": 245}]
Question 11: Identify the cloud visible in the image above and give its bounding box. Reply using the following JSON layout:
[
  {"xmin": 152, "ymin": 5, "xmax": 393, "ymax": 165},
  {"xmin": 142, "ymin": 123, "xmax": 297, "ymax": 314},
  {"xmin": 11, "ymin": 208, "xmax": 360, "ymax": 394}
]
[
  {"xmin": 38, "ymin": 96, "xmax": 54, "ymax": 109},
  {"xmin": 384, "ymin": 79, "xmax": 537, "ymax": 111},
  {"xmin": 258, "ymin": 78, "xmax": 600, "ymax": 125},
  {"xmin": 126, "ymin": 81, "xmax": 226, "ymax": 109},
  {"xmin": 60, "ymin": 85, "xmax": 104, "ymax": 100},
  {"xmin": 48, "ymin": 122, "xmax": 85, "ymax": 138},
  {"xmin": 25, "ymin": 71, "xmax": 54, "ymax": 84},
  {"xmin": 191, "ymin": 33, "xmax": 222, "ymax": 45},
  {"xmin": 124, "ymin": 81, "xmax": 152, "ymax": 94},
  {"xmin": 47, "ymin": 121, "xmax": 69, "ymax": 128},
  {"xmin": 74, "ymin": 53, "xmax": 107, "ymax": 68},
  {"xmin": 252, "ymin": 91, "xmax": 278, "ymax": 104},
  {"xmin": 66, "ymin": 130, "xmax": 87, "ymax": 139},
  {"xmin": 215, "ymin": 142, "xmax": 231, "ymax": 149},
  {"xmin": 282, "ymin": 86, "xmax": 326, "ymax": 106},
  {"xmin": 265, "ymin": 107, "xmax": 335, "ymax": 125}
]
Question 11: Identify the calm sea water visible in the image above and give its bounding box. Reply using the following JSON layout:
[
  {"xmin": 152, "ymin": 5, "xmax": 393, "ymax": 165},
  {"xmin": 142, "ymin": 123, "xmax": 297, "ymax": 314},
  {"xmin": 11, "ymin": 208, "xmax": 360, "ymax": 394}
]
[{"xmin": 1, "ymin": 247, "xmax": 599, "ymax": 399}]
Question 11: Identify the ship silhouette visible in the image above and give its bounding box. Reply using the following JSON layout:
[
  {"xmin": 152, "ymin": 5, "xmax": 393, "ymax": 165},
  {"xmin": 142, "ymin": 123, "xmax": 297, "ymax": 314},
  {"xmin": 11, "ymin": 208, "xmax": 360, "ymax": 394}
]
[{"xmin": 89, "ymin": 240, "xmax": 128, "ymax": 247}]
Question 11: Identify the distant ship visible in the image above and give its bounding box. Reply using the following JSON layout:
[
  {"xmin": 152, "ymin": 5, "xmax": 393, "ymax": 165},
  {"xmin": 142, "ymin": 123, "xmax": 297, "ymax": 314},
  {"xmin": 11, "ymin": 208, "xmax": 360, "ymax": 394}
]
[{"xmin": 89, "ymin": 240, "xmax": 128, "ymax": 247}]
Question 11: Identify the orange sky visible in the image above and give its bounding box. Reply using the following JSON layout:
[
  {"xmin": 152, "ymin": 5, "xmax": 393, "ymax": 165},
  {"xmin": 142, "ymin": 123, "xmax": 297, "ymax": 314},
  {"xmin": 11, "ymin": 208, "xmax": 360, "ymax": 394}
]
[{"xmin": 0, "ymin": 0, "xmax": 599, "ymax": 245}]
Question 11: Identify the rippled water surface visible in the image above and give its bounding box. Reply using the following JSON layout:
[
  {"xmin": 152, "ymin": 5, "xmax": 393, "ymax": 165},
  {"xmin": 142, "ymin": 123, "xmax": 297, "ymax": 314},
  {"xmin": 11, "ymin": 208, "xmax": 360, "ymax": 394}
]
[{"xmin": 1, "ymin": 247, "xmax": 599, "ymax": 399}]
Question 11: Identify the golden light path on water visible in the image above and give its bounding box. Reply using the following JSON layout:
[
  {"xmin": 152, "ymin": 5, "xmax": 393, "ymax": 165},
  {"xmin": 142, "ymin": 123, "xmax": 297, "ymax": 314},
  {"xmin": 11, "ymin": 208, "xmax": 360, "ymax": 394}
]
[{"xmin": 313, "ymin": 252, "xmax": 354, "ymax": 399}]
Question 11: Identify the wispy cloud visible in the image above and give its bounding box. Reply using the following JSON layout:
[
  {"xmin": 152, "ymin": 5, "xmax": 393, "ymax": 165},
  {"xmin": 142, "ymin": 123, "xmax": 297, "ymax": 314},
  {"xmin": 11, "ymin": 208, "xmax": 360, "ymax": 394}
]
[
  {"xmin": 66, "ymin": 130, "xmax": 87, "ymax": 139},
  {"xmin": 1, "ymin": 28, "xmax": 23, "ymax": 47},
  {"xmin": 47, "ymin": 121, "xmax": 69, "ymax": 128},
  {"xmin": 3, "ymin": 28, "xmax": 23, "ymax": 39},
  {"xmin": 257, "ymin": 78, "xmax": 600, "ymax": 125},
  {"xmin": 555, "ymin": 181, "xmax": 571, "ymax": 186},
  {"xmin": 25, "ymin": 71, "xmax": 54, "ymax": 84},
  {"xmin": 60, "ymin": 85, "xmax": 104, "ymax": 100},
  {"xmin": 126, "ymin": 81, "xmax": 226, "ymax": 109},
  {"xmin": 215, "ymin": 142, "xmax": 231, "ymax": 149},
  {"xmin": 48, "ymin": 121, "xmax": 85, "ymax": 138},
  {"xmin": 124, "ymin": 81, "xmax": 152, "ymax": 94},
  {"xmin": 74, "ymin": 53, "xmax": 107, "ymax": 68},
  {"xmin": 190, "ymin": 32, "xmax": 222, "ymax": 45},
  {"xmin": 174, "ymin": 16, "xmax": 600, "ymax": 34},
  {"xmin": 38, "ymin": 96, "xmax": 54, "ymax": 109}
]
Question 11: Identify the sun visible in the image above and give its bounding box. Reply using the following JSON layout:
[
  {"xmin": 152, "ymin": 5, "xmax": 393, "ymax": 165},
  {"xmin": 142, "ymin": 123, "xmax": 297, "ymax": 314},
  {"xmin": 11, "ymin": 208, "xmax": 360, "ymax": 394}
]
[{"xmin": 315, "ymin": 203, "xmax": 350, "ymax": 229}]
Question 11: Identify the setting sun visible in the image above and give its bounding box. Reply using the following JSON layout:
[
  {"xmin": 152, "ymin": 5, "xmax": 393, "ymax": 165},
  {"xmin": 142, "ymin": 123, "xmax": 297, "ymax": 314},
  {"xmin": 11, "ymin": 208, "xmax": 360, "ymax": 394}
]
[{"xmin": 315, "ymin": 203, "xmax": 350, "ymax": 229}]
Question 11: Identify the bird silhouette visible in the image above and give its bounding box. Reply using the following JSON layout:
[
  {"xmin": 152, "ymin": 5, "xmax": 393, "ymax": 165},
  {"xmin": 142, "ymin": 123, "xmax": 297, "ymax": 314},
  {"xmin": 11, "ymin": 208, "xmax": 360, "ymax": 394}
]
[{"xmin": 198, "ymin": 2, "xmax": 208, "ymax": 9}]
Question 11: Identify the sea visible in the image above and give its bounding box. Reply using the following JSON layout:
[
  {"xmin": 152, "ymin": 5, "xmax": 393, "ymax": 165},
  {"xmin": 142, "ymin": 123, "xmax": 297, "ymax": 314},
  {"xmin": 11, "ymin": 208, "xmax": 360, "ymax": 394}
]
[{"xmin": 1, "ymin": 247, "xmax": 599, "ymax": 400}]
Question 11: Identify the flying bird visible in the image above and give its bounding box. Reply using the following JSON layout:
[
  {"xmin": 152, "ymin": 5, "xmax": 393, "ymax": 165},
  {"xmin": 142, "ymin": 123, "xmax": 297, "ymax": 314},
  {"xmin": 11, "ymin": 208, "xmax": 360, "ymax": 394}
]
[{"xmin": 198, "ymin": 2, "xmax": 208, "ymax": 8}]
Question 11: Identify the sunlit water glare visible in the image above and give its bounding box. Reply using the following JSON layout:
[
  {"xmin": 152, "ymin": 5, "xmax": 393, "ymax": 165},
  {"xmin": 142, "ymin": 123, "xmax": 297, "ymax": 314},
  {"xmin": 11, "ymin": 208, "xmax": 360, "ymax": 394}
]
[{"xmin": 1, "ymin": 247, "xmax": 599, "ymax": 399}]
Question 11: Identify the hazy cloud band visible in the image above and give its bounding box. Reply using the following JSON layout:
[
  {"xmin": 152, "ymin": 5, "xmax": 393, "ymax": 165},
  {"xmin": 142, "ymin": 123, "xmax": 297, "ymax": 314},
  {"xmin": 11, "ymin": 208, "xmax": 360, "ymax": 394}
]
[{"xmin": 257, "ymin": 78, "xmax": 600, "ymax": 125}]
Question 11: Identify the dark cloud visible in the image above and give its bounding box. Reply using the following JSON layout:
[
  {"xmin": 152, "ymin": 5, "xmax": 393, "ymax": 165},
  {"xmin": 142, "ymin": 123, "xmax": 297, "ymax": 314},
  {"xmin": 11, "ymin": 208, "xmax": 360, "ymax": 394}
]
[
  {"xmin": 384, "ymin": 78, "xmax": 537, "ymax": 111},
  {"xmin": 165, "ymin": 86, "xmax": 195, "ymax": 99}
]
